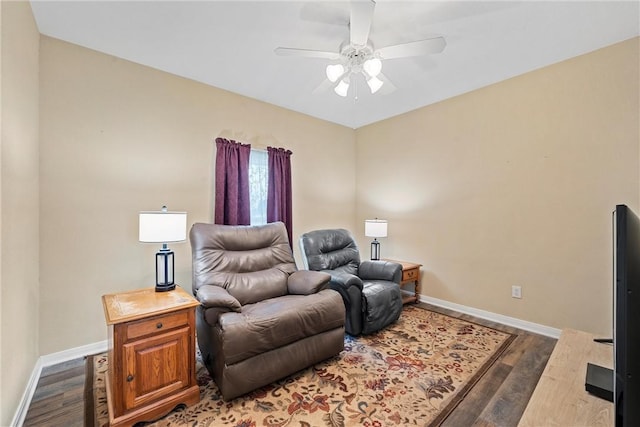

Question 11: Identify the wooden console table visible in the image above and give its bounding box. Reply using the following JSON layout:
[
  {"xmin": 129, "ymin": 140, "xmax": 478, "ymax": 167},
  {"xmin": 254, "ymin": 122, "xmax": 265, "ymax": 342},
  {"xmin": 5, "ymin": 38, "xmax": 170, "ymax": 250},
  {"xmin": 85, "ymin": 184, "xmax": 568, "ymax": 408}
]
[{"xmin": 518, "ymin": 328, "xmax": 614, "ymax": 427}]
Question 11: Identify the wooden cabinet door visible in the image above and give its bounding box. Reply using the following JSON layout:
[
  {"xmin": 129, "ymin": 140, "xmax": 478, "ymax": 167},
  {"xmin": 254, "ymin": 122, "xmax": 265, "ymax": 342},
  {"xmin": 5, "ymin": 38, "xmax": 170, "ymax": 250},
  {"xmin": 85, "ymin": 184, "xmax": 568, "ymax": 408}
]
[{"xmin": 122, "ymin": 326, "xmax": 191, "ymax": 410}]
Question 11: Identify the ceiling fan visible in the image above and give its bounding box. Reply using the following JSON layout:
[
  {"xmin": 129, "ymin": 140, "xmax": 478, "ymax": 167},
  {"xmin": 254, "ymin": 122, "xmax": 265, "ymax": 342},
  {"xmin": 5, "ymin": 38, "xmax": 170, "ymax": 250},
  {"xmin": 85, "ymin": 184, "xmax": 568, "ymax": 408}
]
[{"xmin": 274, "ymin": 0, "xmax": 446, "ymax": 97}]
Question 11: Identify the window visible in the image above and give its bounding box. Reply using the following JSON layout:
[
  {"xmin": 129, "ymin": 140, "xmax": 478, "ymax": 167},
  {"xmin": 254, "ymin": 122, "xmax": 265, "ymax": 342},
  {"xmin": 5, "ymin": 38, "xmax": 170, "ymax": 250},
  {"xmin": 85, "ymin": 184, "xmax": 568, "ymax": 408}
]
[
  {"xmin": 249, "ymin": 149, "xmax": 268, "ymax": 225},
  {"xmin": 214, "ymin": 138, "xmax": 292, "ymax": 244}
]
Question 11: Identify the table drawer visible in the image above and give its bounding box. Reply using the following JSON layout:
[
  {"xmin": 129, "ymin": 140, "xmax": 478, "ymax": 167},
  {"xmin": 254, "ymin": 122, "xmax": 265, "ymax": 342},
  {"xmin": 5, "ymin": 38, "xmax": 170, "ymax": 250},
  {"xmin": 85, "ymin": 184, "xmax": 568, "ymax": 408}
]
[
  {"xmin": 126, "ymin": 311, "xmax": 189, "ymax": 341},
  {"xmin": 402, "ymin": 268, "xmax": 419, "ymax": 282}
]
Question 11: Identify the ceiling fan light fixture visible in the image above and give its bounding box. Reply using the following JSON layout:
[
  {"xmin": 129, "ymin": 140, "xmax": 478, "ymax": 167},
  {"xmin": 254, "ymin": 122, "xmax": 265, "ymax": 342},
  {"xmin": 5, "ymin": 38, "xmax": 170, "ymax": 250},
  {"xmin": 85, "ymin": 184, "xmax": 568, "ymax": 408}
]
[
  {"xmin": 367, "ymin": 76, "xmax": 384, "ymax": 94},
  {"xmin": 275, "ymin": 0, "xmax": 448, "ymax": 100},
  {"xmin": 334, "ymin": 78, "xmax": 350, "ymax": 97},
  {"xmin": 326, "ymin": 64, "xmax": 345, "ymax": 83},
  {"xmin": 363, "ymin": 57, "xmax": 382, "ymax": 77}
]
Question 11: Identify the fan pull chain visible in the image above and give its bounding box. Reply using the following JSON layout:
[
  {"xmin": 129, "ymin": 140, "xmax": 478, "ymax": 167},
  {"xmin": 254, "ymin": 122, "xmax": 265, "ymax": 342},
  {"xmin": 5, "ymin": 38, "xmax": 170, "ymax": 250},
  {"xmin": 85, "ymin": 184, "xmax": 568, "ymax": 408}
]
[{"xmin": 354, "ymin": 77, "xmax": 359, "ymax": 103}]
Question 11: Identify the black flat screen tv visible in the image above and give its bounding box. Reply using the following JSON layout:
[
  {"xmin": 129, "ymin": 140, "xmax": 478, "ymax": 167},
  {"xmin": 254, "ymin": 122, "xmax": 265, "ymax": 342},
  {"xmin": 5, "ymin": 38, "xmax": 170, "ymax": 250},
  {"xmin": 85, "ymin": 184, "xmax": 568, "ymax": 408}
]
[{"xmin": 613, "ymin": 204, "xmax": 640, "ymax": 426}]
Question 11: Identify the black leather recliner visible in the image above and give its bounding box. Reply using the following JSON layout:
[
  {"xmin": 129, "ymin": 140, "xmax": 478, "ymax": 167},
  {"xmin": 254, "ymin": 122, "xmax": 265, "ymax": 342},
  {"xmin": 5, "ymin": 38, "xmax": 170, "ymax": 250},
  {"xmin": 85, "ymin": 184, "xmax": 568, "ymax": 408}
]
[{"xmin": 299, "ymin": 228, "xmax": 403, "ymax": 336}]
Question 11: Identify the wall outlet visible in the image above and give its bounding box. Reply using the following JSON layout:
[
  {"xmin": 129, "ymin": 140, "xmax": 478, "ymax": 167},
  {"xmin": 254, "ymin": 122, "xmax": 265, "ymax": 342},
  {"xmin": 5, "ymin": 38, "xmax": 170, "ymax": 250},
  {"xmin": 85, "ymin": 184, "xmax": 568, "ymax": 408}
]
[{"xmin": 512, "ymin": 285, "xmax": 522, "ymax": 299}]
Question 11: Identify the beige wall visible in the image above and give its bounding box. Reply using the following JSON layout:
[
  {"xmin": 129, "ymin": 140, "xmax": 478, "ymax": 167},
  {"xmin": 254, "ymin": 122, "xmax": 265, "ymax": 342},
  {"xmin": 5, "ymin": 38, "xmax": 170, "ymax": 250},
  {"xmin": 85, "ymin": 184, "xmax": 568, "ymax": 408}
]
[
  {"xmin": 0, "ymin": 0, "xmax": 40, "ymax": 424},
  {"xmin": 2, "ymin": 8, "xmax": 638, "ymax": 419},
  {"xmin": 39, "ymin": 37, "xmax": 356, "ymax": 355},
  {"xmin": 356, "ymin": 38, "xmax": 640, "ymax": 337}
]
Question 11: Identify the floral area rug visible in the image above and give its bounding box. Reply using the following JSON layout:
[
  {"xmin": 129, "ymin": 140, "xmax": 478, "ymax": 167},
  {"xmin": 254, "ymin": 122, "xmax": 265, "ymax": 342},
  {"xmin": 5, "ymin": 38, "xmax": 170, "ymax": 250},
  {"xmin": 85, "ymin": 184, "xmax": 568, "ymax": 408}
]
[{"xmin": 88, "ymin": 305, "xmax": 515, "ymax": 427}]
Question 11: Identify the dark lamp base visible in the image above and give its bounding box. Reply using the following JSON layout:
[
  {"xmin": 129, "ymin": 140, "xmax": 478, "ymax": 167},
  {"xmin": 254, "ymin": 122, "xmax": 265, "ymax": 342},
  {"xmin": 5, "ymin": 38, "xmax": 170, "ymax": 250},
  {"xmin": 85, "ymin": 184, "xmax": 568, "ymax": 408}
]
[
  {"xmin": 155, "ymin": 283, "xmax": 176, "ymax": 292},
  {"xmin": 370, "ymin": 239, "xmax": 381, "ymax": 261}
]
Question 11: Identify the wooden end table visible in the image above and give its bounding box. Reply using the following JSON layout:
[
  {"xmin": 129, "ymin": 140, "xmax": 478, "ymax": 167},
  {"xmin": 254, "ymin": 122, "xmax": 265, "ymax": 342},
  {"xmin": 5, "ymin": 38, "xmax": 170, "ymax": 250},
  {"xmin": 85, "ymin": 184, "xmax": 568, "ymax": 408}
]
[
  {"xmin": 384, "ymin": 259, "xmax": 422, "ymax": 304},
  {"xmin": 102, "ymin": 285, "xmax": 201, "ymax": 427}
]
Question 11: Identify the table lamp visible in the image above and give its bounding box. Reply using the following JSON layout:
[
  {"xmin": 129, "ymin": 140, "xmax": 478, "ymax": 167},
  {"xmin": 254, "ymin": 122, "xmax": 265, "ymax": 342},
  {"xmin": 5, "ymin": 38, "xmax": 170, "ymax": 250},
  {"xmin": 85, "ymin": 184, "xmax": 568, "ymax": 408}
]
[
  {"xmin": 139, "ymin": 206, "xmax": 187, "ymax": 292},
  {"xmin": 365, "ymin": 219, "xmax": 388, "ymax": 261}
]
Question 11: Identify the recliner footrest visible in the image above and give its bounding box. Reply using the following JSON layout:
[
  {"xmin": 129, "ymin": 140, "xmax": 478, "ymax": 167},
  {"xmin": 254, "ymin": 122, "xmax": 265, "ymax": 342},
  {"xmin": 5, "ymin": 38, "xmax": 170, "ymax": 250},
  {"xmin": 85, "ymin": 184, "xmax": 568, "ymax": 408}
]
[{"xmin": 361, "ymin": 281, "xmax": 403, "ymax": 335}]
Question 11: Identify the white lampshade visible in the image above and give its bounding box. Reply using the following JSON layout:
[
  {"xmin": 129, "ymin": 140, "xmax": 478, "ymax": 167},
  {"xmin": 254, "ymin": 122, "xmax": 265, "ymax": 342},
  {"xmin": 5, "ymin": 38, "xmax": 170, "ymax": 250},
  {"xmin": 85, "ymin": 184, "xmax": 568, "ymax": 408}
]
[
  {"xmin": 139, "ymin": 209, "xmax": 187, "ymax": 243},
  {"xmin": 326, "ymin": 64, "xmax": 345, "ymax": 83},
  {"xmin": 334, "ymin": 79, "xmax": 350, "ymax": 97},
  {"xmin": 367, "ymin": 76, "xmax": 384, "ymax": 94},
  {"xmin": 363, "ymin": 57, "xmax": 382, "ymax": 77},
  {"xmin": 365, "ymin": 219, "xmax": 388, "ymax": 238}
]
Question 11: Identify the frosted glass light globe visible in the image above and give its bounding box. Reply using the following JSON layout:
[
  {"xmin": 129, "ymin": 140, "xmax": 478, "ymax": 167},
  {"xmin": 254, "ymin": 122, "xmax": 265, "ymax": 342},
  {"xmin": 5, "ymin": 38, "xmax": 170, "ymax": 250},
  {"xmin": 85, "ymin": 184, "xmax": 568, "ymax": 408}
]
[
  {"xmin": 363, "ymin": 58, "xmax": 382, "ymax": 77},
  {"xmin": 334, "ymin": 79, "xmax": 350, "ymax": 97},
  {"xmin": 326, "ymin": 64, "xmax": 345, "ymax": 83}
]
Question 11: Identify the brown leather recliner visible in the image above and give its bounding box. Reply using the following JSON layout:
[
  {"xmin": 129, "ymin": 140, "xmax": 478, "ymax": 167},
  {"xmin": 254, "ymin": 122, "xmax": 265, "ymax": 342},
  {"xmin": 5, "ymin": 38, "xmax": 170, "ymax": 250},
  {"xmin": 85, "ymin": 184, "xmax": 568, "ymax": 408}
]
[{"xmin": 190, "ymin": 221, "xmax": 345, "ymax": 400}]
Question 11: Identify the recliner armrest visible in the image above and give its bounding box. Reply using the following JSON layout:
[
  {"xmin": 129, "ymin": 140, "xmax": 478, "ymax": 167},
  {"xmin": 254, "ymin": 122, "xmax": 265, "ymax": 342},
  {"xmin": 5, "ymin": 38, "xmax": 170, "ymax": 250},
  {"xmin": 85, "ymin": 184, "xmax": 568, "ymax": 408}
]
[
  {"xmin": 287, "ymin": 270, "xmax": 331, "ymax": 295},
  {"xmin": 327, "ymin": 270, "xmax": 364, "ymax": 291},
  {"xmin": 359, "ymin": 260, "xmax": 402, "ymax": 284},
  {"xmin": 196, "ymin": 284, "xmax": 242, "ymax": 311}
]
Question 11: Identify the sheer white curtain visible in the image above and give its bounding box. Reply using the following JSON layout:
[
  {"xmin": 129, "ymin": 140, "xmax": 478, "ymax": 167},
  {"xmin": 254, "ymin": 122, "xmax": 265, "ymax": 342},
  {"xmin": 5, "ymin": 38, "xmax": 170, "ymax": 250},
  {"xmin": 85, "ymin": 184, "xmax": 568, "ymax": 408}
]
[{"xmin": 249, "ymin": 149, "xmax": 268, "ymax": 225}]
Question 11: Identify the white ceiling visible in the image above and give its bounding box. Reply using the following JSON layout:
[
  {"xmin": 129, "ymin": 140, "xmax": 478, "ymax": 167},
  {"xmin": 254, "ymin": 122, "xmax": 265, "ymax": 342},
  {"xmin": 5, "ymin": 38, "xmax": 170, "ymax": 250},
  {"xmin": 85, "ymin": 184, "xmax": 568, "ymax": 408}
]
[{"xmin": 30, "ymin": 1, "xmax": 639, "ymax": 129}]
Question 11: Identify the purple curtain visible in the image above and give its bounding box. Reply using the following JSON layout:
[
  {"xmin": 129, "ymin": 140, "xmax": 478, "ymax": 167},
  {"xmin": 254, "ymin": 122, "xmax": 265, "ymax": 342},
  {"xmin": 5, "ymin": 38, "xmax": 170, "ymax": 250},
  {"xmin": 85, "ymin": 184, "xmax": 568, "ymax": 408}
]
[
  {"xmin": 214, "ymin": 138, "xmax": 251, "ymax": 225},
  {"xmin": 267, "ymin": 146, "xmax": 293, "ymax": 246}
]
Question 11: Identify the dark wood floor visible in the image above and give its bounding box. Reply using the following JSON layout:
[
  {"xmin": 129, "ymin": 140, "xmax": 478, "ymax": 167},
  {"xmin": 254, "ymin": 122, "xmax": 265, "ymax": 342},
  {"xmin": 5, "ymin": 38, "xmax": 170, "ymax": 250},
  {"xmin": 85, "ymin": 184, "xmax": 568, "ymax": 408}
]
[
  {"xmin": 23, "ymin": 357, "xmax": 87, "ymax": 427},
  {"xmin": 23, "ymin": 303, "xmax": 556, "ymax": 427},
  {"xmin": 427, "ymin": 303, "xmax": 557, "ymax": 427}
]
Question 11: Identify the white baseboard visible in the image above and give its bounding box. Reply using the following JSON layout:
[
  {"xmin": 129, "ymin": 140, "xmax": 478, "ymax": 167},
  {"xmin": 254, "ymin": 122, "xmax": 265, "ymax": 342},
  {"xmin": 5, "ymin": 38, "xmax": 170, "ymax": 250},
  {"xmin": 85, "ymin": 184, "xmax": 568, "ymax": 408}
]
[
  {"xmin": 10, "ymin": 359, "xmax": 43, "ymax": 427},
  {"xmin": 417, "ymin": 293, "xmax": 562, "ymax": 339},
  {"xmin": 11, "ymin": 340, "xmax": 108, "ymax": 427},
  {"xmin": 39, "ymin": 340, "xmax": 108, "ymax": 368}
]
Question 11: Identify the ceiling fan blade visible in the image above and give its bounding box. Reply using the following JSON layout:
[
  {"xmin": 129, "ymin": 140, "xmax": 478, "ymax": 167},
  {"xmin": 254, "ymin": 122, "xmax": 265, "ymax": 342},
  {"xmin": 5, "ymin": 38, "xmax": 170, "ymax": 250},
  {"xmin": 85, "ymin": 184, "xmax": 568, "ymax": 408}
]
[
  {"xmin": 274, "ymin": 47, "xmax": 340, "ymax": 60},
  {"xmin": 376, "ymin": 36, "xmax": 446, "ymax": 60},
  {"xmin": 312, "ymin": 78, "xmax": 335, "ymax": 95},
  {"xmin": 377, "ymin": 72, "xmax": 396, "ymax": 94},
  {"xmin": 350, "ymin": 0, "xmax": 375, "ymax": 46}
]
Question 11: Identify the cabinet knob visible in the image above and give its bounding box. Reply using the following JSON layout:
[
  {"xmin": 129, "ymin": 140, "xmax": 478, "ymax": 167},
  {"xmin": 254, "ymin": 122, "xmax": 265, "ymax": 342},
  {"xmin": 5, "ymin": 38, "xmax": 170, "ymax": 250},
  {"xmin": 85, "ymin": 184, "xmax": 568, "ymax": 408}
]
[
  {"xmin": 156, "ymin": 322, "xmax": 163, "ymax": 329},
  {"xmin": 126, "ymin": 374, "xmax": 134, "ymax": 382}
]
